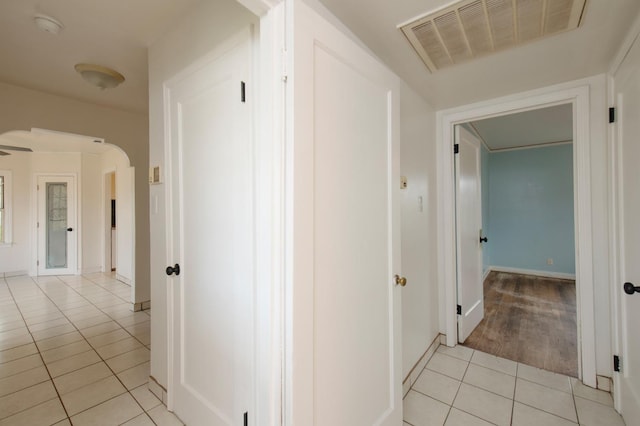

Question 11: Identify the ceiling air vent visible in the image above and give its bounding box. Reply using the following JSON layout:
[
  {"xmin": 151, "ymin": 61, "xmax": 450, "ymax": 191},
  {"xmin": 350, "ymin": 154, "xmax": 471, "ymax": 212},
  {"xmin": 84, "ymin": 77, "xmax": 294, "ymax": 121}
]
[{"xmin": 400, "ymin": 0, "xmax": 587, "ymax": 72}]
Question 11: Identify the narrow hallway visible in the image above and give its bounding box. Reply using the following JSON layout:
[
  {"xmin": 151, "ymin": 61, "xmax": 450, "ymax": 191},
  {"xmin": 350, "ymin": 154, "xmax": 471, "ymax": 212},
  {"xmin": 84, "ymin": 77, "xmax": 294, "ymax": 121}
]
[{"xmin": 0, "ymin": 273, "xmax": 180, "ymax": 425}]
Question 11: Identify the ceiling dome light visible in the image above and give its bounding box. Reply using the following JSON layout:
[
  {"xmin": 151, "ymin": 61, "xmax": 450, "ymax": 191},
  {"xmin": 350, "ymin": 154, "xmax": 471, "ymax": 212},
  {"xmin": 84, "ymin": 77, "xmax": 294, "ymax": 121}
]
[
  {"xmin": 74, "ymin": 64, "xmax": 125, "ymax": 90},
  {"xmin": 34, "ymin": 14, "xmax": 64, "ymax": 35}
]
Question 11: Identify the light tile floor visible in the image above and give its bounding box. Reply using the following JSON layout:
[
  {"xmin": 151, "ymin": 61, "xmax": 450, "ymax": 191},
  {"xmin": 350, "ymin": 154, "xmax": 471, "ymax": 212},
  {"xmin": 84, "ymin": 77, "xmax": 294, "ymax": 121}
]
[
  {"xmin": 0, "ymin": 273, "xmax": 183, "ymax": 425},
  {"xmin": 404, "ymin": 345, "xmax": 626, "ymax": 426}
]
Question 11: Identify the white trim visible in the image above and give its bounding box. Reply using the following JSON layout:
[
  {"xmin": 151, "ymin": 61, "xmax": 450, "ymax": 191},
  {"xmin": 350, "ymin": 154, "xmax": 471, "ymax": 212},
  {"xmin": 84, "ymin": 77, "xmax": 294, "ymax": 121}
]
[
  {"xmin": 0, "ymin": 170, "xmax": 12, "ymax": 245},
  {"xmin": 487, "ymin": 140, "xmax": 573, "ymax": 153},
  {"xmin": 437, "ymin": 77, "xmax": 597, "ymax": 387},
  {"xmin": 487, "ymin": 266, "xmax": 576, "ymax": 281},
  {"xmin": 482, "ymin": 268, "xmax": 490, "ymax": 283}
]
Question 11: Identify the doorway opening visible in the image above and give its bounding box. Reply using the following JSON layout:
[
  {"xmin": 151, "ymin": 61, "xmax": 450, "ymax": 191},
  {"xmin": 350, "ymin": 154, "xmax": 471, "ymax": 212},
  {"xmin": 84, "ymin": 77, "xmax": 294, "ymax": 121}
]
[
  {"xmin": 455, "ymin": 103, "xmax": 578, "ymax": 376},
  {"xmin": 437, "ymin": 82, "xmax": 597, "ymax": 386}
]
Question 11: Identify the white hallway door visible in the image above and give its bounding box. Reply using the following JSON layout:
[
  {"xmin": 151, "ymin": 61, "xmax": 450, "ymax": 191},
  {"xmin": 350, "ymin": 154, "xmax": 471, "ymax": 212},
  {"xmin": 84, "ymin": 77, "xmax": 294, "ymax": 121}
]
[
  {"xmin": 455, "ymin": 126, "xmax": 484, "ymax": 343},
  {"xmin": 613, "ymin": 38, "xmax": 640, "ymax": 423},
  {"xmin": 165, "ymin": 30, "xmax": 254, "ymax": 425},
  {"xmin": 288, "ymin": 1, "xmax": 402, "ymax": 424},
  {"xmin": 37, "ymin": 175, "xmax": 77, "ymax": 276}
]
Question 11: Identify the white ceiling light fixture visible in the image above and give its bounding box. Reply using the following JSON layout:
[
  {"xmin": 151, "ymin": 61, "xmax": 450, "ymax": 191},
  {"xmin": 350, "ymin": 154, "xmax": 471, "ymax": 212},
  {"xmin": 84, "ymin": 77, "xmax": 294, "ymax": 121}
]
[
  {"xmin": 34, "ymin": 14, "xmax": 64, "ymax": 35},
  {"xmin": 74, "ymin": 63, "xmax": 125, "ymax": 89}
]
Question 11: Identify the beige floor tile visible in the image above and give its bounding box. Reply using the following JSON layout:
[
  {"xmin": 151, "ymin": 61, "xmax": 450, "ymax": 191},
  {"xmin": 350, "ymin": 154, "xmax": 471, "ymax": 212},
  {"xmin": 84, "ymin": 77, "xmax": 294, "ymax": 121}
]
[
  {"xmin": 0, "ymin": 320, "xmax": 26, "ymax": 334},
  {"xmin": 46, "ymin": 350, "xmax": 101, "ymax": 377},
  {"xmin": 0, "ymin": 381, "xmax": 58, "ymax": 419},
  {"xmin": 413, "ymin": 369, "xmax": 461, "ymax": 405},
  {"xmin": 131, "ymin": 331, "xmax": 150, "ymax": 346},
  {"xmin": 571, "ymin": 378, "xmax": 614, "ymax": 406},
  {"xmin": 0, "ymin": 354, "xmax": 43, "ymax": 379},
  {"xmin": 514, "ymin": 378, "xmax": 577, "ymax": 423},
  {"xmin": 147, "ymin": 405, "xmax": 185, "ymax": 426},
  {"xmin": 87, "ymin": 329, "xmax": 130, "ymax": 347},
  {"xmin": 41, "ymin": 340, "xmax": 92, "ymax": 363},
  {"xmin": 453, "ymin": 383, "xmax": 512, "ymax": 426},
  {"xmin": 31, "ymin": 324, "xmax": 77, "ymax": 341},
  {"xmin": 115, "ymin": 313, "xmax": 150, "ymax": 328},
  {"xmin": 61, "ymin": 376, "xmax": 126, "ymax": 416},
  {"xmin": 71, "ymin": 315, "xmax": 112, "ymax": 330},
  {"xmin": 575, "ymin": 396, "xmax": 625, "ymax": 426},
  {"xmin": 117, "ymin": 361, "xmax": 150, "ymax": 390},
  {"xmin": 444, "ymin": 408, "xmax": 494, "ymax": 426},
  {"xmin": 403, "ymin": 390, "xmax": 450, "ymax": 426},
  {"xmin": 0, "ymin": 335, "xmax": 33, "ymax": 352},
  {"xmin": 70, "ymin": 393, "xmax": 143, "ymax": 425},
  {"xmin": 122, "ymin": 413, "xmax": 155, "ymax": 426},
  {"xmin": 463, "ymin": 363, "xmax": 516, "ymax": 399},
  {"xmin": 517, "ymin": 364, "xmax": 572, "ymax": 394},
  {"xmin": 512, "ymin": 402, "xmax": 578, "ymax": 426},
  {"xmin": 52, "ymin": 419, "xmax": 72, "ymax": 426},
  {"xmin": 425, "ymin": 353, "xmax": 469, "ymax": 381},
  {"xmin": 78, "ymin": 321, "xmax": 121, "ymax": 338},
  {"xmin": 0, "ymin": 398, "xmax": 67, "ymax": 426},
  {"xmin": 23, "ymin": 312, "xmax": 64, "ymax": 326},
  {"xmin": 27, "ymin": 318, "xmax": 70, "ymax": 333},
  {"xmin": 53, "ymin": 362, "xmax": 113, "ymax": 395},
  {"xmin": 130, "ymin": 384, "xmax": 162, "ymax": 411},
  {"xmin": 105, "ymin": 347, "xmax": 150, "ymax": 373},
  {"xmin": 0, "ymin": 366, "xmax": 50, "ymax": 397},
  {"xmin": 0, "ymin": 329, "xmax": 30, "ymax": 343},
  {"xmin": 470, "ymin": 351, "xmax": 517, "ymax": 376},
  {"xmin": 94, "ymin": 337, "xmax": 143, "ymax": 359},
  {"xmin": 35, "ymin": 331, "xmax": 84, "ymax": 352},
  {"xmin": 437, "ymin": 345, "xmax": 474, "ymax": 362}
]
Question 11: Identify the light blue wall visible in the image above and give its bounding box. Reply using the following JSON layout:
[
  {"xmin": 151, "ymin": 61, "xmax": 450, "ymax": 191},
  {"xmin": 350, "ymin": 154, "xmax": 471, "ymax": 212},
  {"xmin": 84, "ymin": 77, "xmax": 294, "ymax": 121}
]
[{"xmin": 484, "ymin": 144, "xmax": 575, "ymax": 275}]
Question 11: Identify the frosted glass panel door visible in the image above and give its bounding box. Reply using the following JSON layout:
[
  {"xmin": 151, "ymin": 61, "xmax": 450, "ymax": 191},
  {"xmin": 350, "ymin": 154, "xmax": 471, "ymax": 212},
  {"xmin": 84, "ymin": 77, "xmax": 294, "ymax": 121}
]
[
  {"xmin": 38, "ymin": 176, "xmax": 77, "ymax": 276},
  {"xmin": 46, "ymin": 182, "xmax": 68, "ymax": 268}
]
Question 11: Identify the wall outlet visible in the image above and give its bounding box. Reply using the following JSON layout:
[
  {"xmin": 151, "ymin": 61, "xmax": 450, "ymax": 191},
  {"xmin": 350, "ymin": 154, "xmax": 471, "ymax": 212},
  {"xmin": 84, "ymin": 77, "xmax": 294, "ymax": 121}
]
[{"xmin": 547, "ymin": 258, "xmax": 554, "ymax": 265}]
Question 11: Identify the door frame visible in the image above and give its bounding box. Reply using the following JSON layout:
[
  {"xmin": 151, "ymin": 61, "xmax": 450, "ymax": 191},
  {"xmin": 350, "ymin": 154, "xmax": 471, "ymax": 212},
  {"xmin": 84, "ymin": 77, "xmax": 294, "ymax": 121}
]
[
  {"xmin": 103, "ymin": 169, "xmax": 116, "ymax": 274},
  {"xmin": 34, "ymin": 173, "xmax": 80, "ymax": 276},
  {"xmin": 437, "ymin": 80, "xmax": 597, "ymax": 387}
]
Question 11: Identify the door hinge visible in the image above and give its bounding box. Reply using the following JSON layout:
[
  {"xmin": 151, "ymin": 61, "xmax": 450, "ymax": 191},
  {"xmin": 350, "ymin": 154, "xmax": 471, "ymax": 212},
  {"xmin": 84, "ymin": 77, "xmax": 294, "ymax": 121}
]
[
  {"xmin": 609, "ymin": 107, "xmax": 616, "ymax": 123},
  {"xmin": 240, "ymin": 81, "xmax": 246, "ymax": 103},
  {"xmin": 454, "ymin": 144, "xmax": 459, "ymax": 154},
  {"xmin": 457, "ymin": 304, "xmax": 462, "ymax": 315},
  {"xmin": 37, "ymin": 260, "xmax": 39, "ymax": 266},
  {"xmin": 244, "ymin": 412, "xmax": 248, "ymax": 426},
  {"xmin": 37, "ymin": 222, "xmax": 39, "ymax": 228},
  {"xmin": 614, "ymin": 355, "xmax": 621, "ymax": 372},
  {"xmin": 282, "ymin": 48, "xmax": 288, "ymax": 83}
]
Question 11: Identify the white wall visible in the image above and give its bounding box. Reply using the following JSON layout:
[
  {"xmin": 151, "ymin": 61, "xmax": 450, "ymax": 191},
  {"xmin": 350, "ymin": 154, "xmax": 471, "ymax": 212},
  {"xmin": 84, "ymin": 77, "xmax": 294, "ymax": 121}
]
[
  {"xmin": 148, "ymin": 0, "xmax": 257, "ymax": 389},
  {"xmin": 0, "ymin": 82, "xmax": 149, "ymax": 303},
  {"xmin": 400, "ymin": 83, "xmax": 439, "ymax": 379},
  {"xmin": 0, "ymin": 149, "xmax": 131, "ymax": 280}
]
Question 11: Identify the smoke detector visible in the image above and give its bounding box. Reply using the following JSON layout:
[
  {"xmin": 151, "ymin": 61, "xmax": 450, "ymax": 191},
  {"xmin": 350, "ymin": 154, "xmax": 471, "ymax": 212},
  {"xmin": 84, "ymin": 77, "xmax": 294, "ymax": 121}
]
[
  {"xmin": 400, "ymin": 0, "xmax": 587, "ymax": 72},
  {"xmin": 34, "ymin": 14, "xmax": 64, "ymax": 35}
]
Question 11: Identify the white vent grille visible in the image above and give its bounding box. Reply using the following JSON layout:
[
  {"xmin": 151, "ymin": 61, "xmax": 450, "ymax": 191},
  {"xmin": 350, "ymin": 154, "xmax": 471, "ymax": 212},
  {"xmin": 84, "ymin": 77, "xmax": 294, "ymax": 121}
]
[{"xmin": 400, "ymin": 0, "xmax": 586, "ymax": 72}]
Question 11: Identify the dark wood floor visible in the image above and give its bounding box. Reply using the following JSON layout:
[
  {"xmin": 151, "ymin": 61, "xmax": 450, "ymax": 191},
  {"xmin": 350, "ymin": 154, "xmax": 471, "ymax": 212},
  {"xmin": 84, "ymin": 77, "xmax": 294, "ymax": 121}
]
[{"xmin": 464, "ymin": 271, "xmax": 578, "ymax": 377}]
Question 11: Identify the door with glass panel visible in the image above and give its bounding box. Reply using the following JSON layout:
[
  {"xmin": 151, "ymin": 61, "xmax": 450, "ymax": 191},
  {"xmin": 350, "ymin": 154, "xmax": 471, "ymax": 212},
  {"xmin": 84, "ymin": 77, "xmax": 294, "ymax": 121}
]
[{"xmin": 37, "ymin": 176, "xmax": 77, "ymax": 275}]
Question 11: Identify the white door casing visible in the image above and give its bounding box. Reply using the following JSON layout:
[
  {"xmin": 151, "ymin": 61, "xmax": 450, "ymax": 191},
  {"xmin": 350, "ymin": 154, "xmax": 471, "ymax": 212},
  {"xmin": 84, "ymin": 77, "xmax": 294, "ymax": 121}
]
[
  {"xmin": 286, "ymin": 0, "xmax": 402, "ymax": 424},
  {"xmin": 455, "ymin": 126, "xmax": 484, "ymax": 343},
  {"xmin": 612, "ymin": 37, "xmax": 640, "ymax": 422},
  {"xmin": 115, "ymin": 167, "xmax": 134, "ymax": 287},
  {"xmin": 165, "ymin": 28, "xmax": 254, "ymax": 426},
  {"xmin": 37, "ymin": 175, "xmax": 77, "ymax": 276}
]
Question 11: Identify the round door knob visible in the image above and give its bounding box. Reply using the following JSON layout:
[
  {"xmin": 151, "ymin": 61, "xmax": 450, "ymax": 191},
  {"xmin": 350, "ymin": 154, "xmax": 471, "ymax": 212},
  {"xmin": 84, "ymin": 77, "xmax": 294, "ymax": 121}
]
[
  {"xmin": 395, "ymin": 275, "xmax": 407, "ymax": 287},
  {"xmin": 166, "ymin": 264, "xmax": 180, "ymax": 276},
  {"xmin": 623, "ymin": 282, "xmax": 640, "ymax": 295}
]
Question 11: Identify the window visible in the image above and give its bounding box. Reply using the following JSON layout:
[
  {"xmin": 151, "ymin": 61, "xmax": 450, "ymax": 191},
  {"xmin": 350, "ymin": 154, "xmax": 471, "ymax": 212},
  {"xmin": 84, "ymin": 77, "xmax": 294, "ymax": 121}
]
[{"xmin": 0, "ymin": 171, "xmax": 11, "ymax": 244}]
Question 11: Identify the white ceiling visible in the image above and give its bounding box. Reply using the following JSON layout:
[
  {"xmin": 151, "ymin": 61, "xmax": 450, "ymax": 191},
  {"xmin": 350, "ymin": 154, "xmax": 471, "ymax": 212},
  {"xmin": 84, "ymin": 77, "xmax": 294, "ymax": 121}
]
[
  {"xmin": 317, "ymin": 0, "xmax": 640, "ymax": 109},
  {"xmin": 469, "ymin": 103, "xmax": 573, "ymax": 151},
  {"xmin": 0, "ymin": 0, "xmax": 200, "ymax": 114},
  {"xmin": 0, "ymin": 1, "xmax": 639, "ymax": 114}
]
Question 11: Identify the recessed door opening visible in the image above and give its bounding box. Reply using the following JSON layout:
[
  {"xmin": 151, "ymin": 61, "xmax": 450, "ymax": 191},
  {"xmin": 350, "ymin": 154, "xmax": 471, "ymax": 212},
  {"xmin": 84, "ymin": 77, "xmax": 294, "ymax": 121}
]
[{"xmin": 455, "ymin": 103, "xmax": 578, "ymax": 377}]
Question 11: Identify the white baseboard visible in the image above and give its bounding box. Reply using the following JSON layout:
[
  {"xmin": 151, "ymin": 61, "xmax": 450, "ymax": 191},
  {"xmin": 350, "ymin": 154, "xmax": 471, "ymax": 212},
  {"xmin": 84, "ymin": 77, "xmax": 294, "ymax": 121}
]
[
  {"xmin": 81, "ymin": 266, "xmax": 102, "ymax": 274},
  {"xmin": 488, "ymin": 266, "xmax": 576, "ymax": 280},
  {"xmin": 482, "ymin": 268, "xmax": 491, "ymax": 282},
  {"xmin": 116, "ymin": 274, "xmax": 132, "ymax": 285},
  {"xmin": 2, "ymin": 270, "xmax": 28, "ymax": 278},
  {"xmin": 403, "ymin": 334, "xmax": 441, "ymax": 398}
]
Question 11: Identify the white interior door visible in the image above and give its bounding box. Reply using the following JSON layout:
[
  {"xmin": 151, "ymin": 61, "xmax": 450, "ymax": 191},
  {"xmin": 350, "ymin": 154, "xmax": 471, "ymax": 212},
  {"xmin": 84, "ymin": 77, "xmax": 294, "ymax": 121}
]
[
  {"xmin": 613, "ymin": 40, "xmax": 640, "ymax": 422},
  {"xmin": 165, "ymin": 29, "xmax": 254, "ymax": 426},
  {"xmin": 455, "ymin": 126, "xmax": 484, "ymax": 343},
  {"xmin": 37, "ymin": 175, "xmax": 77, "ymax": 276},
  {"xmin": 288, "ymin": 1, "xmax": 402, "ymax": 424}
]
